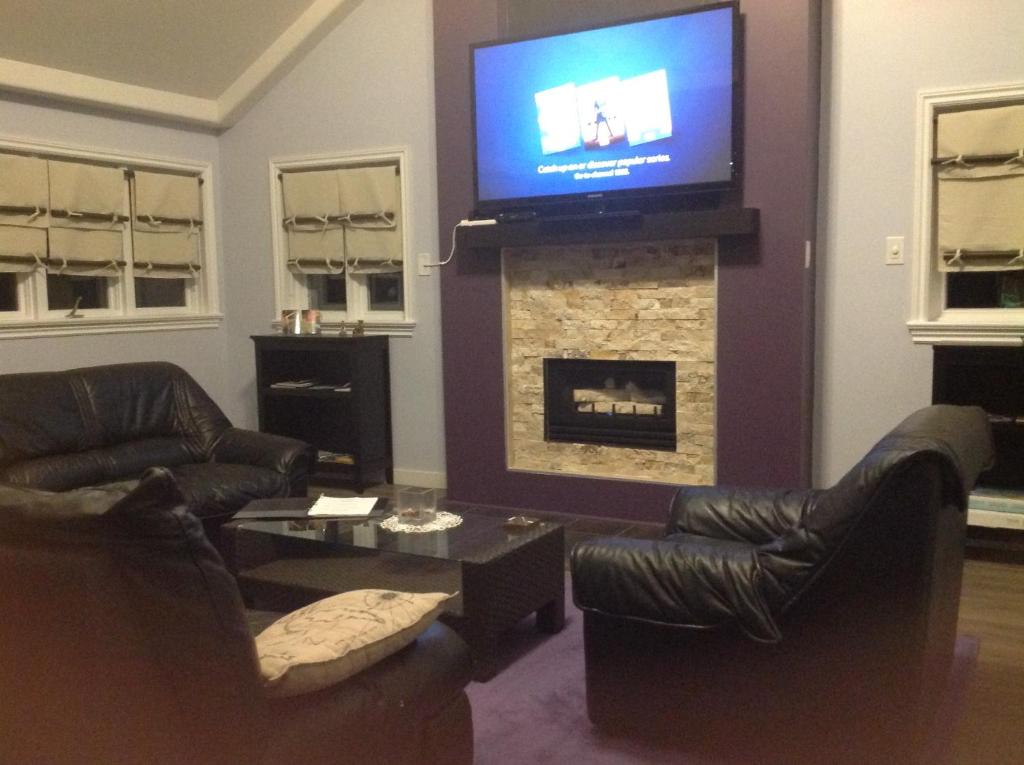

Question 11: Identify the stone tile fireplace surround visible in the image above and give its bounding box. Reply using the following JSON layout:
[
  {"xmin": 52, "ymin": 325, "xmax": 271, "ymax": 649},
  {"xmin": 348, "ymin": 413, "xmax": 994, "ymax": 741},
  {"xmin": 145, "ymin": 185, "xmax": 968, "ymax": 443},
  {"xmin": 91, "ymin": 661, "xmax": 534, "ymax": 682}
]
[{"xmin": 504, "ymin": 239, "xmax": 716, "ymax": 485}]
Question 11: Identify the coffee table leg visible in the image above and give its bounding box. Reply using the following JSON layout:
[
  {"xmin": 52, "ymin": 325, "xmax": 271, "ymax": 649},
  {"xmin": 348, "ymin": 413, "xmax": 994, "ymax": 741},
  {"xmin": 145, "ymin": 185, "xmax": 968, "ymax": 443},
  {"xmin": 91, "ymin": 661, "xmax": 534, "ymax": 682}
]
[{"xmin": 536, "ymin": 596, "xmax": 565, "ymax": 633}]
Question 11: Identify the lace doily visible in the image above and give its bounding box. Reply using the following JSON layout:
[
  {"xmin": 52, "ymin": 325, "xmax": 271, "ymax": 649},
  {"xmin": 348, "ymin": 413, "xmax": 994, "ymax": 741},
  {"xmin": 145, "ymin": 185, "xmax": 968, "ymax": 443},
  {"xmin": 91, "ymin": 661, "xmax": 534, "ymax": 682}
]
[{"xmin": 380, "ymin": 510, "xmax": 464, "ymax": 534}]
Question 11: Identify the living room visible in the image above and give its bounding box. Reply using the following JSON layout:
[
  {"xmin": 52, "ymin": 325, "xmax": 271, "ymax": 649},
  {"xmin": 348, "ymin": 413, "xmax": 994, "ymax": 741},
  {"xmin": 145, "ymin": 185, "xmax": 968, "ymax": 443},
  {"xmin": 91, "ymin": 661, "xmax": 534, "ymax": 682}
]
[{"xmin": 1, "ymin": 0, "xmax": 1022, "ymax": 763}]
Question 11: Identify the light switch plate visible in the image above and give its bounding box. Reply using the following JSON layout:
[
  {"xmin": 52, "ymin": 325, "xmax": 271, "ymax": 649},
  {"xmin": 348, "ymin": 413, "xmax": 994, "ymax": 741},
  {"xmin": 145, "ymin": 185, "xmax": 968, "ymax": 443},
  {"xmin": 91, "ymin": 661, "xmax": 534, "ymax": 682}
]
[{"xmin": 885, "ymin": 236, "xmax": 905, "ymax": 265}]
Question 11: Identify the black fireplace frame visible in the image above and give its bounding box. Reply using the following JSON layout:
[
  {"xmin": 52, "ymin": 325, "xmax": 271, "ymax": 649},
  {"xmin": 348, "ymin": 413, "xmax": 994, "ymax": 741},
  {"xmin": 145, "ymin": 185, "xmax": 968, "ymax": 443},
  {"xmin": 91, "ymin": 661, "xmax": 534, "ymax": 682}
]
[{"xmin": 543, "ymin": 358, "xmax": 676, "ymax": 451}]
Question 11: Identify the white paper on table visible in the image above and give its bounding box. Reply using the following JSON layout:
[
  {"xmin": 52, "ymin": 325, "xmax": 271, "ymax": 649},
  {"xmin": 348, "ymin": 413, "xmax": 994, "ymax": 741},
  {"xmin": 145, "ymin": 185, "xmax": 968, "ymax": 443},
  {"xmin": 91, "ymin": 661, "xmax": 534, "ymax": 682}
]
[{"xmin": 307, "ymin": 495, "xmax": 379, "ymax": 517}]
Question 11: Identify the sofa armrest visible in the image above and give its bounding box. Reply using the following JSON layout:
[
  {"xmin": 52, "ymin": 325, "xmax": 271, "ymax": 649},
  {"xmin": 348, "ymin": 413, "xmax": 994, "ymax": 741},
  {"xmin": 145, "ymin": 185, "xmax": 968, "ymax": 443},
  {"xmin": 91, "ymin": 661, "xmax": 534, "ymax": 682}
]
[
  {"xmin": 571, "ymin": 535, "xmax": 781, "ymax": 642},
  {"xmin": 668, "ymin": 486, "xmax": 820, "ymax": 544},
  {"xmin": 211, "ymin": 428, "xmax": 315, "ymax": 496}
]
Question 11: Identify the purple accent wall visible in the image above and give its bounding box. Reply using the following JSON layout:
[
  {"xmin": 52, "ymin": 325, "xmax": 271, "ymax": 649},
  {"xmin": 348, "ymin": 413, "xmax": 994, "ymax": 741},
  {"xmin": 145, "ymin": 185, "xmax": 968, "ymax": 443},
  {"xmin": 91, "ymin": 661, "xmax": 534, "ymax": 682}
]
[{"xmin": 433, "ymin": 0, "xmax": 820, "ymax": 522}]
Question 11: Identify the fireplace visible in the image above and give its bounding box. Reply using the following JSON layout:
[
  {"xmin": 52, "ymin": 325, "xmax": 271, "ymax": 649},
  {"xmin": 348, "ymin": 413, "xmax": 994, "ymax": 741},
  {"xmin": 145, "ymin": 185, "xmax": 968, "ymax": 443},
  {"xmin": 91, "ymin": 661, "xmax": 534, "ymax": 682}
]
[
  {"xmin": 544, "ymin": 359, "xmax": 676, "ymax": 450},
  {"xmin": 502, "ymin": 239, "xmax": 716, "ymax": 486}
]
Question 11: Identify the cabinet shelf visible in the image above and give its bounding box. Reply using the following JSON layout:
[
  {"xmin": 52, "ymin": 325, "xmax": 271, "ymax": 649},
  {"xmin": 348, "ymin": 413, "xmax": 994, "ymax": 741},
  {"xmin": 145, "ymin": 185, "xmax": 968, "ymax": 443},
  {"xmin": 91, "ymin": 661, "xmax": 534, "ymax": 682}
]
[
  {"xmin": 263, "ymin": 387, "xmax": 353, "ymax": 399},
  {"xmin": 253, "ymin": 335, "xmax": 392, "ymax": 491}
]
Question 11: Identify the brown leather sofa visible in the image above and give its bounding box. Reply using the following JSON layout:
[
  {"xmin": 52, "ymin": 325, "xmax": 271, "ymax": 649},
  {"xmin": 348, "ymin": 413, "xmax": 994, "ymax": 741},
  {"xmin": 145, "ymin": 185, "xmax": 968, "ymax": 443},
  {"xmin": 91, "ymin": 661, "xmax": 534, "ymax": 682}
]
[
  {"xmin": 0, "ymin": 470, "xmax": 474, "ymax": 765},
  {"xmin": 0, "ymin": 361, "xmax": 315, "ymax": 543},
  {"xmin": 571, "ymin": 405, "xmax": 994, "ymax": 764}
]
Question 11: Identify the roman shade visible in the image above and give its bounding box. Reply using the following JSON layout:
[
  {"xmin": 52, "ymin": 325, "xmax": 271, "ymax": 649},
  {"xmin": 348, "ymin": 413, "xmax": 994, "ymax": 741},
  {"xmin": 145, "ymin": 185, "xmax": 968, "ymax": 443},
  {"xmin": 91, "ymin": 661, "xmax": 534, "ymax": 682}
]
[
  {"xmin": 131, "ymin": 171, "xmax": 203, "ymax": 279},
  {"xmin": 0, "ymin": 227, "xmax": 46, "ymax": 274},
  {"xmin": 339, "ymin": 166, "xmax": 402, "ymax": 273},
  {"xmin": 47, "ymin": 160, "xmax": 126, "ymax": 275},
  {"xmin": 0, "ymin": 154, "xmax": 48, "ymax": 274},
  {"xmin": 936, "ymin": 104, "xmax": 1024, "ymax": 272},
  {"xmin": 280, "ymin": 164, "xmax": 401, "ymax": 275},
  {"xmin": 281, "ymin": 170, "xmax": 346, "ymax": 275}
]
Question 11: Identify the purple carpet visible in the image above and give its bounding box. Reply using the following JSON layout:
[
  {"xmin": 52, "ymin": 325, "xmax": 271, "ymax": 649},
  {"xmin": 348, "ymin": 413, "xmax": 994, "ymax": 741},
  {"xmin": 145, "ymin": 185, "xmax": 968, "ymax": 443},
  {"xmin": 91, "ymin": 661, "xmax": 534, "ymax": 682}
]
[{"xmin": 466, "ymin": 577, "xmax": 978, "ymax": 764}]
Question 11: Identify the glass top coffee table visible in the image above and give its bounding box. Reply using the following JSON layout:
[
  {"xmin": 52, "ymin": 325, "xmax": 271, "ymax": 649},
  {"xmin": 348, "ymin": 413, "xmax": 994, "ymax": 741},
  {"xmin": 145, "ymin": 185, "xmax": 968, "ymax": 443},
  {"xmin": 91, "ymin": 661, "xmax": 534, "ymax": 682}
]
[{"xmin": 224, "ymin": 497, "xmax": 565, "ymax": 681}]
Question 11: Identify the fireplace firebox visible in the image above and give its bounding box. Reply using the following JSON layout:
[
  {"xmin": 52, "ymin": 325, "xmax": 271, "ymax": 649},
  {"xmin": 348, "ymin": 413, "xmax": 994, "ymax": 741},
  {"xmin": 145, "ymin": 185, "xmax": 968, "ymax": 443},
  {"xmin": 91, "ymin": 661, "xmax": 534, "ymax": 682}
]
[{"xmin": 543, "ymin": 359, "xmax": 676, "ymax": 451}]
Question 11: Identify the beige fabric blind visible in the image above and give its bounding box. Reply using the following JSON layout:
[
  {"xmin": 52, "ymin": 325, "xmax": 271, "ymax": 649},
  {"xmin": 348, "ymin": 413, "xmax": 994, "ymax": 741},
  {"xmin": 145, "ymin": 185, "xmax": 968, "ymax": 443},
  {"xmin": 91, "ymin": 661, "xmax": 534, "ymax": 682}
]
[
  {"xmin": 133, "ymin": 171, "xmax": 202, "ymax": 223},
  {"xmin": 45, "ymin": 160, "xmax": 126, "ymax": 274},
  {"xmin": 132, "ymin": 231, "xmax": 201, "ymax": 278},
  {"xmin": 286, "ymin": 228, "xmax": 346, "ymax": 275},
  {"xmin": 937, "ymin": 104, "xmax": 1024, "ymax": 158},
  {"xmin": 47, "ymin": 228, "xmax": 124, "ymax": 274},
  {"xmin": 281, "ymin": 163, "xmax": 403, "ymax": 274},
  {"xmin": 0, "ymin": 226, "xmax": 46, "ymax": 273},
  {"xmin": 337, "ymin": 166, "xmax": 398, "ymax": 221},
  {"xmin": 337, "ymin": 165, "xmax": 401, "ymax": 271},
  {"xmin": 282, "ymin": 170, "xmax": 343, "ymax": 230},
  {"xmin": 345, "ymin": 216, "xmax": 403, "ymax": 273},
  {"xmin": 131, "ymin": 171, "xmax": 202, "ymax": 278},
  {"xmin": 936, "ymin": 105, "xmax": 1024, "ymax": 272},
  {"xmin": 0, "ymin": 154, "xmax": 49, "ymax": 228},
  {"xmin": 282, "ymin": 170, "xmax": 344, "ymax": 274},
  {"xmin": 48, "ymin": 160, "xmax": 126, "ymax": 229}
]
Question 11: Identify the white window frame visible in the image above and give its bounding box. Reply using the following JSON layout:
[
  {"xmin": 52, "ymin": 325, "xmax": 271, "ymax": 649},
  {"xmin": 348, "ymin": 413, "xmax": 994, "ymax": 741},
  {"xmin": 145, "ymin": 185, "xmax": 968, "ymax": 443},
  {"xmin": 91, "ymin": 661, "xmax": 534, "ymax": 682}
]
[
  {"xmin": 909, "ymin": 82, "xmax": 1024, "ymax": 346},
  {"xmin": 268, "ymin": 147, "xmax": 415, "ymax": 337},
  {"xmin": 0, "ymin": 134, "xmax": 221, "ymax": 339}
]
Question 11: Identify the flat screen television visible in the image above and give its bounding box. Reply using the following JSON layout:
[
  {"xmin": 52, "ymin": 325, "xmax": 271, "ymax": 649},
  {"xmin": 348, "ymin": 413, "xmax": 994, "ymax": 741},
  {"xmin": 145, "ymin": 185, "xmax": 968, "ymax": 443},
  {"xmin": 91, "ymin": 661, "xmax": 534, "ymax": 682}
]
[{"xmin": 471, "ymin": 2, "xmax": 740, "ymax": 218}]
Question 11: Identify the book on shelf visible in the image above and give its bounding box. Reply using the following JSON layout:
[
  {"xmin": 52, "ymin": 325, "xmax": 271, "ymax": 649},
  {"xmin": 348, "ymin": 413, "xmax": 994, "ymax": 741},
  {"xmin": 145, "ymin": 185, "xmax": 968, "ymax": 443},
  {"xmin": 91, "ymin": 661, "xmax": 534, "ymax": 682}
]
[
  {"xmin": 968, "ymin": 486, "xmax": 1024, "ymax": 514},
  {"xmin": 270, "ymin": 379, "xmax": 317, "ymax": 389},
  {"xmin": 317, "ymin": 450, "xmax": 355, "ymax": 465}
]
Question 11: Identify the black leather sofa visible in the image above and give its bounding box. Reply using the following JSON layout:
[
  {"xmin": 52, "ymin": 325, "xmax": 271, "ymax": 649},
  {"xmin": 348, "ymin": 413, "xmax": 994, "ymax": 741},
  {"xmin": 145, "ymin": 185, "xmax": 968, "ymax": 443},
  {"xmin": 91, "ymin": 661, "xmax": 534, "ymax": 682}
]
[
  {"xmin": 0, "ymin": 470, "xmax": 474, "ymax": 765},
  {"xmin": 0, "ymin": 362, "xmax": 314, "ymax": 543},
  {"xmin": 571, "ymin": 405, "xmax": 994, "ymax": 763}
]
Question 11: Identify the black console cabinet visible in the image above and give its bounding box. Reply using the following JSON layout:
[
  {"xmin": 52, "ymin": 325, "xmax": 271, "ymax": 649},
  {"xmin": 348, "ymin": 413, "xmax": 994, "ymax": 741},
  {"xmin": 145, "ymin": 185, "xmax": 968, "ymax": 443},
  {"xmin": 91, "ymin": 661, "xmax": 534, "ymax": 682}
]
[
  {"xmin": 252, "ymin": 335, "xmax": 392, "ymax": 491},
  {"xmin": 932, "ymin": 345, "xmax": 1024, "ymax": 488}
]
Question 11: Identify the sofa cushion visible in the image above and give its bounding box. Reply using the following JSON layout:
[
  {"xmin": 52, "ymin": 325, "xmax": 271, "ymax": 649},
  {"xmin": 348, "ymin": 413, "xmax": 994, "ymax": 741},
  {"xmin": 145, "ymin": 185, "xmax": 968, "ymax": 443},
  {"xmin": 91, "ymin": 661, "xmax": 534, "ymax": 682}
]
[
  {"xmin": 0, "ymin": 438, "xmax": 195, "ymax": 491},
  {"xmin": 170, "ymin": 462, "xmax": 291, "ymax": 518},
  {"xmin": 256, "ymin": 589, "xmax": 453, "ymax": 698}
]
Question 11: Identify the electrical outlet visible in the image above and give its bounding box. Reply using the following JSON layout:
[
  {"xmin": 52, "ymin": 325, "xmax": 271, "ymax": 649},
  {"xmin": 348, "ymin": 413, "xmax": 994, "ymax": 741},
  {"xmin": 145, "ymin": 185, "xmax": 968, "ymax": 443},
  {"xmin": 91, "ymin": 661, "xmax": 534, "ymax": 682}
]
[
  {"xmin": 885, "ymin": 236, "xmax": 904, "ymax": 265},
  {"xmin": 418, "ymin": 252, "xmax": 431, "ymax": 276}
]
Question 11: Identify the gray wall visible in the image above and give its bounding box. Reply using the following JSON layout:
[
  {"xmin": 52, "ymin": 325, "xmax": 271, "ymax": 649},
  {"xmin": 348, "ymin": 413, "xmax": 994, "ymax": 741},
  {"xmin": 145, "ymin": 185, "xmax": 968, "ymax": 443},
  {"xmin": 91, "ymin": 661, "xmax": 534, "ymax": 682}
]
[
  {"xmin": 8, "ymin": 0, "xmax": 1019, "ymax": 493},
  {"xmin": 0, "ymin": 96, "xmax": 227, "ymax": 402},
  {"xmin": 815, "ymin": 0, "xmax": 1024, "ymax": 484},
  {"xmin": 217, "ymin": 0, "xmax": 446, "ymax": 486}
]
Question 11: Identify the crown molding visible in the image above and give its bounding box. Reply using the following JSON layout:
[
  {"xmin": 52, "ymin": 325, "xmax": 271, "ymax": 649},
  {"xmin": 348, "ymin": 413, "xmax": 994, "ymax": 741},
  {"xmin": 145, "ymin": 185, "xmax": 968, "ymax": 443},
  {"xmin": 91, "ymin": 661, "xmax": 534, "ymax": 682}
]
[
  {"xmin": 0, "ymin": 57, "xmax": 220, "ymax": 127},
  {"xmin": 0, "ymin": 0, "xmax": 360, "ymax": 131}
]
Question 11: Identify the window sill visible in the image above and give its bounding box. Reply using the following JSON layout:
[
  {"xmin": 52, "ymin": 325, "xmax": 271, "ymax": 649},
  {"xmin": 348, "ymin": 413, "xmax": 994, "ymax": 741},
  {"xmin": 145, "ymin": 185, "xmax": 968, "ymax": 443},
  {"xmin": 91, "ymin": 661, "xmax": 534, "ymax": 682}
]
[
  {"xmin": 0, "ymin": 313, "xmax": 223, "ymax": 339},
  {"xmin": 908, "ymin": 311, "xmax": 1024, "ymax": 346}
]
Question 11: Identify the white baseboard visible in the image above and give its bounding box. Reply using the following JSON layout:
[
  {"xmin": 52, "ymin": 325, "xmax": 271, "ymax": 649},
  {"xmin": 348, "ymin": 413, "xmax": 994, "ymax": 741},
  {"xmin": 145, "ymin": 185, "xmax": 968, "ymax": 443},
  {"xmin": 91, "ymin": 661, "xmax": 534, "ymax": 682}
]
[
  {"xmin": 968, "ymin": 508, "xmax": 1024, "ymax": 530},
  {"xmin": 392, "ymin": 468, "xmax": 447, "ymax": 490}
]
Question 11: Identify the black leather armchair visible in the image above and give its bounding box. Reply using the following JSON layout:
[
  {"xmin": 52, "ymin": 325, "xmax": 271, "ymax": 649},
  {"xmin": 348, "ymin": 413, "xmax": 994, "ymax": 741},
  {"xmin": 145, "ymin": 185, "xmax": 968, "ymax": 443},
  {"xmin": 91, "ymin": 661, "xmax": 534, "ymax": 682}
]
[
  {"xmin": 0, "ymin": 362, "xmax": 315, "ymax": 542},
  {"xmin": 0, "ymin": 470, "xmax": 474, "ymax": 765},
  {"xmin": 571, "ymin": 405, "xmax": 994, "ymax": 763}
]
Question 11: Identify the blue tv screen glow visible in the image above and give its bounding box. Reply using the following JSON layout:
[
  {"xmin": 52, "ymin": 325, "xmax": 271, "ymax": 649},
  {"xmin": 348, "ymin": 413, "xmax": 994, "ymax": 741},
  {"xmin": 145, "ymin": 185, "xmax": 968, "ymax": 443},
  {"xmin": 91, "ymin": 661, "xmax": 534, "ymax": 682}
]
[{"xmin": 472, "ymin": 3, "xmax": 738, "ymax": 213}]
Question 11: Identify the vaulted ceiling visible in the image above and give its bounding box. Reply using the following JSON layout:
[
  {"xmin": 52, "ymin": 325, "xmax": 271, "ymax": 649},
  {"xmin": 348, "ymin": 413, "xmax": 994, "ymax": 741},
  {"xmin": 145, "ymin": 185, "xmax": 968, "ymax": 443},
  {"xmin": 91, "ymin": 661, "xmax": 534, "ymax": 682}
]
[{"xmin": 0, "ymin": 0, "xmax": 362, "ymax": 130}]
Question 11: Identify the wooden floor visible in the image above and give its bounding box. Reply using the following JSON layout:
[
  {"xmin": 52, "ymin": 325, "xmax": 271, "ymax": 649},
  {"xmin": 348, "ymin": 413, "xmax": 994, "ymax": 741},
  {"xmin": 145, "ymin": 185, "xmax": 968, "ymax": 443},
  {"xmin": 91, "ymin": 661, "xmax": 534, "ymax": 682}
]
[{"xmin": 954, "ymin": 556, "xmax": 1024, "ymax": 764}]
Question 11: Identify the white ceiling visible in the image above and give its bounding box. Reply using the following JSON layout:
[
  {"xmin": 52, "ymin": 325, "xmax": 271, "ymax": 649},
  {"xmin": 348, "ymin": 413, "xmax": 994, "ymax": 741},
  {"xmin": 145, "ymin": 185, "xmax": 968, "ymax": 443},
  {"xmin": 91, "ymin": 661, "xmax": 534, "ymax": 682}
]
[{"xmin": 0, "ymin": 0, "xmax": 361, "ymax": 129}]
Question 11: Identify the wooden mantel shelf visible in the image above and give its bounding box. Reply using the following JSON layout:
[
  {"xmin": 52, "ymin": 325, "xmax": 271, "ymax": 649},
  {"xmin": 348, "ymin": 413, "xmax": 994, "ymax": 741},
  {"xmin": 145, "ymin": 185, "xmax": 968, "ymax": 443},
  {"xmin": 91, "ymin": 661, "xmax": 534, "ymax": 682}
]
[{"xmin": 457, "ymin": 207, "xmax": 759, "ymax": 250}]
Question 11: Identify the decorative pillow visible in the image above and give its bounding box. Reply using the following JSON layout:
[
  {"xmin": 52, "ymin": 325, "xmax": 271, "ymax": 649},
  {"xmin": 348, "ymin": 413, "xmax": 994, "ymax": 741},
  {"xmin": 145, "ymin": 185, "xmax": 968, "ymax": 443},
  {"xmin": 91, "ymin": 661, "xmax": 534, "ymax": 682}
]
[{"xmin": 255, "ymin": 589, "xmax": 454, "ymax": 697}]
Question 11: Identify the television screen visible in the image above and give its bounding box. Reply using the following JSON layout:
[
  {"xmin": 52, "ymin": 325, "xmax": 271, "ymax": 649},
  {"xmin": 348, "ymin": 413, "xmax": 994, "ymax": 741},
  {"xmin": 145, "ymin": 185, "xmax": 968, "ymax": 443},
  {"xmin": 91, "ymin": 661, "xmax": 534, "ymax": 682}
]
[{"xmin": 471, "ymin": 3, "xmax": 739, "ymax": 216}]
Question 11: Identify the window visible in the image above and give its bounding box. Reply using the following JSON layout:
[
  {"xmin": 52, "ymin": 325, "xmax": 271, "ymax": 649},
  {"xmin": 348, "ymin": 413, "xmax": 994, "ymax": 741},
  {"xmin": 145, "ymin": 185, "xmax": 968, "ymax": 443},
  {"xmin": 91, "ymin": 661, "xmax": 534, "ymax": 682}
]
[
  {"xmin": 269, "ymin": 149, "xmax": 413, "ymax": 335},
  {"xmin": 0, "ymin": 273, "xmax": 16, "ymax": 312},
  {"xmin": 909, "ymin": 83, "xmax": 1024, "ymax": 345},
  {"xmin": 0, "ymin": 137, "xmax": 220, "ymax": 337}
]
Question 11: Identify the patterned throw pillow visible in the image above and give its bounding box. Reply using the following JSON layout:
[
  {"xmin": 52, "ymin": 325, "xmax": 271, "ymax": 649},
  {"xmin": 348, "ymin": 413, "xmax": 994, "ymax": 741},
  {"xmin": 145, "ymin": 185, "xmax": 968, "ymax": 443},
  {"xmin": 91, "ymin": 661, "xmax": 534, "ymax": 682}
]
[{"xmin": 255, "ymin": 589, "xmax": 454, "ymax": 697}]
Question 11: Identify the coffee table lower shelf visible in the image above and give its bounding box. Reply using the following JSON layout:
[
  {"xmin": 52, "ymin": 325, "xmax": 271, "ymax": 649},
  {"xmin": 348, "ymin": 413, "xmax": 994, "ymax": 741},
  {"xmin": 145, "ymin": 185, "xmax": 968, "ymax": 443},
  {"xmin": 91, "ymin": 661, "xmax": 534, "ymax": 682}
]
[{"xmin": 225, "ymin": 509, "xmax": 565, "ymax": 682}]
